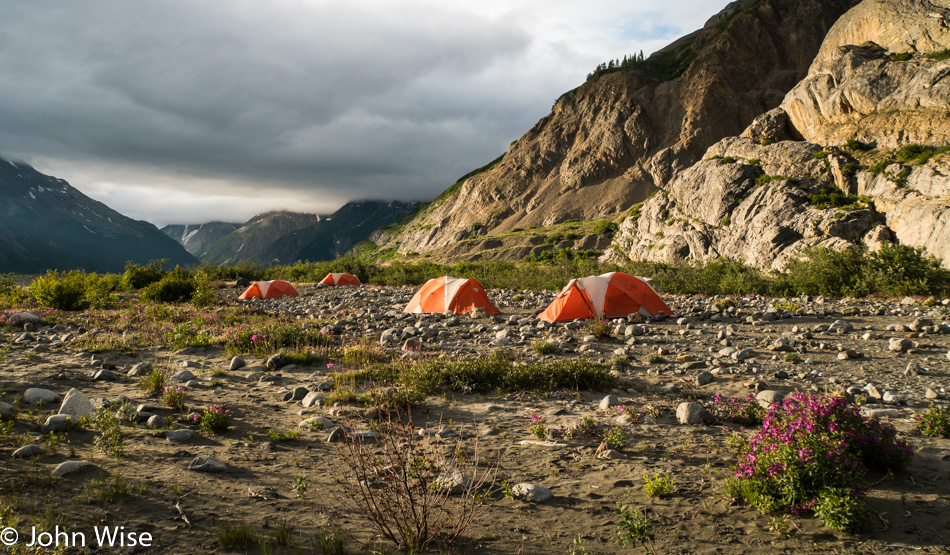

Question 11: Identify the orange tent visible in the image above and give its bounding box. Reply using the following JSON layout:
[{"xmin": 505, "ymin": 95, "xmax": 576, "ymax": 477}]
[
  {"xmin": 238, "ymin": 280, "xmax": 299, "ymax": 300},
  {"xmin": 404, "ymin": 276, "xmax": 500, "ymax": 315},
  {"xmin": 319, "ymin": 272, "xmax": 362, "ymax": 286},
  {"xmin": 537, "ymin": 272, "xmax": 671, "ymax": 322}
]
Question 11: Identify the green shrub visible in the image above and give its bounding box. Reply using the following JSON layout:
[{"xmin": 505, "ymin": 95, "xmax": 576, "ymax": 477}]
[
  {"xmin": 814, "ymin": 488, "xmax": 871, "ymax": 533},
  {"xmin": 841, "ymin": 162, "xmax": 859, "ymax": 178},
  {"xmin": 720, "ymin": 156, "xmax": 736, "ymax": 164},
  {"xmin": 914, "ymin": 405, "xmax": 950, "ymax": 438},
  {"xmin": 141, "ymin": 267, "xmax": 196, "ymax": 304},
  {"xmin": 890, "ymin": 52, "xmax": 913, "ymax": 62},
  {"xmin": 592, "ymin": 220, "xmax": 619, "ymax": 235},
  {"xmin": 30, "ymin": 270, "xmax": 103, "ymax": 310},
  {"xmin": 121, "ymin": 259, "xmax": 167, "ymax": 290},
  {"xmin": 732, "ymin": 393, "xmax": 911, "ymax": 526},
  {"xmin": 642, "ymin": 470, "xmax": 675, "ymax": 497},
  {"xmin": 927, "ymin": 48, "xmax": 950, "ymax": 61},
  {"xmin": 194, "ymin": 405, "xmax": 234, "ymax": 434},
  {"xmin": 844, "ymin": 139, "xmax": 871, "ymax": 151},
  {"xmin": 615, "ymin": 504, "xmax": 655, "ymax": 550}
]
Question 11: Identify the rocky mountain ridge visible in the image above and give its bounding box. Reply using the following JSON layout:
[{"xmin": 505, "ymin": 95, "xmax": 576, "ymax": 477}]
[
  {"xmin": 0, "ymin": 157, "xmax": 196, "ymax": 273},
  {"xmin": 161, "ymin": 222, "xmax": 241, "ymax": 255},
  {"xmin": 373, "ymin": 0, "xmax": 861, "ymax": 258},
  {"xmin": 372, "ymin": 0, "xmax": 950, "ymax": 270},
  {"xmin": 610, "ymin": 0, "xmax": 950, "ymax": 269},
  {"xmin": 193, "ymin": 201, "xmax": 418, "ymax": 265}
]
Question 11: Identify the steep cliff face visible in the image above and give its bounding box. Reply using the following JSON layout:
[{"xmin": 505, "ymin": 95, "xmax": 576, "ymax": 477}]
[
  {"xmin": 378, "ymin": 0, "xmax": 858, "ymax": 256},
  {"xmin": 610, "ymin": 137, "xmax": 882, "ymax": 270},
  {"xmin": 610, "ymin": 0, "xmax": 950, "ymax": 269}
]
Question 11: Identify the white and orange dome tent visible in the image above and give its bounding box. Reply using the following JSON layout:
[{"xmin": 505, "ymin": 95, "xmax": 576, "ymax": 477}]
[
  {"xmin": 238, "ymin": 280, "xmax": 299, "ymax": 300},
  {"xmin": 537, "ymin": 272, "xmax": 671, "ymax": 322},
  {"xmin": 319, "ymin": 272, "xmax": 362, "ymax": 286},
  {"xmin": 404, "ymin": 276, "xmax": 500, "ymax": 315}
]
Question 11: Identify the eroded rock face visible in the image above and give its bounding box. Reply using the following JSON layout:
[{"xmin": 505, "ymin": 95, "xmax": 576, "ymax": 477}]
[
  {"xmin": 609, "ymin": 137, "xmax": 879, "ymax": 271},
  {"xmin": 783, "ymin": 42, "xmax": 950, "ymax": 148},
  {"xmin": 857, "ymin": 162, "xmax": 950, "ymax": 264}
]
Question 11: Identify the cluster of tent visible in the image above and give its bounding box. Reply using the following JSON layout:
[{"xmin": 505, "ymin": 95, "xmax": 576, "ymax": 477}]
[{"xmin": 238, "ymin": 272, "xmax": 670, "ymax": 321}]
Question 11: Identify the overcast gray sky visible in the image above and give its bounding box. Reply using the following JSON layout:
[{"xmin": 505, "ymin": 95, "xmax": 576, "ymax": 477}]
[{"xmin": 0, "ymin": 0, "xmax": 726, "ymax": 227}]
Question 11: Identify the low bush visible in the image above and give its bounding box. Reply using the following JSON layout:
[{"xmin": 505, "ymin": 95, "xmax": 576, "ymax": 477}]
[
  {"xmin": 121, "ymin": 259, "xmax": 167, "ymax": 290},
  {"xmin": 330, "ymin": 414, "xmax": 494, "ymax": 552},
  {"xmin": 30, "ymin": 270, "xmax": 110, "ymax": 310},
  {"xmin": 914, "ymin": 404, "xmax": 950, "ymax": 438},
  {"xmin": 141, "ymin": 267, "xmax": 196, "ymax": 304},
  {"xmin": 403, "ymin": 354, "xmax": 614, "ymax": 395},
  {"xmin": 732, "ymin": 393, "xmax": 912, "ymax": 531},
  {"xmin": 194, "ymin": 405, "xmax": 234, "ymax": 434}
]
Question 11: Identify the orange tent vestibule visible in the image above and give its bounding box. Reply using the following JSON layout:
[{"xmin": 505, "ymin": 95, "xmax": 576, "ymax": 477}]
[
  {"xmin": 404, "ymin": 276, "xmax": 500, "ymax": 315},
  {"xmin": 238, "ymin": 280, "xmax": 299, "ymax": 300},
  {"xmin": 537, "ymin": 272, "xmax": 670, "ymax": 322},
  {"xmin": 319, "ymin": 273, "xmax": 362, "ymax": 286}
]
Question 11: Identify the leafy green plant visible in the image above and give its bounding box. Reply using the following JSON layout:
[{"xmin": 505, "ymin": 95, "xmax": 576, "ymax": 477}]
[
  {"xmin": 194, "ymin": 405, "xmax": 234, "ymax": 434},
  {"xmin": 218, "ymin": 522, "xmax": 259, "ymax": 550},
  {"xmin": 642, "ymin": 470, "xmax": 675, "ymax": 497},
  {"xmin": 615, "ymin": 503, "xmax": 656, "ymax": 553},
  {"xmin": 92, "ymin": 405, "xmax": 124, "ymax": 459},
  {"xmin": 160, "ymin": 386, "xmax": 186, "ymax": 412},
  {"xmin": 592, "ymin": 220, "xmax": 619, "ymax": 235},
  {"xmin": 30, "ymin": 270, "xmax": 110, "ymax": 310},
  {"xmin": 531, "ymin": 339, "xmax": 558, "ymax": 355},
  {"xmin": 528, "ymin": 413, "xmax": 546, "ymax": 440},
  {"xmin": 601, "ymin": 426, "xmax": 627, "ymax": 451},
  {"xmin": 583, "ymin": 319, "xmax": 612, "ymax": 339},
  {"xmin": 315, "ymin": 523, "xmax": 346, "ymax": 554},
  {"xmin": 732, "ymin": 393, "xmax": 912, "ymax": 527},
  {"xmin": 140, "ymin": 267, "xmax": 197, "ymax": 304},
  {"xmin": 914, "ymin": 405, "xmax": 950, "ymax": 438},
  {"xmin": 713, "ymin": 394, "xmax": 766, "ymax": 427},
  {"xmin": 140, "ymin": 367, "xmax": 169, "ymax": 395},
  {"xmin": 813, "ymin": 488, "xmax": 871, "ymax": 533},
  {"xmin": 643, "ymin": 353, "xmax": 666, "ymax": 364},
  {"xmin": 267, "ymin": 428, "xmax": 300, "ymax": 443},
  {"xmin": 121, "ymin": 259, "xmax": 167, "ymax": 290}
]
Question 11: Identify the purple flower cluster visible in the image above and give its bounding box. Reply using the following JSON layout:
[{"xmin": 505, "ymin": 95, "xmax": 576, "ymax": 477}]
[{"xmin": 734, "ymin": 392, "xmax": 912, "ymax": 512}]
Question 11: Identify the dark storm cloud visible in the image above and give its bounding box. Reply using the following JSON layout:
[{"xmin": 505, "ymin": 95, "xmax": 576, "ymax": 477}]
[{"xmin": 0, "ymin": 0, "xmax": 726, "ymax": 225}]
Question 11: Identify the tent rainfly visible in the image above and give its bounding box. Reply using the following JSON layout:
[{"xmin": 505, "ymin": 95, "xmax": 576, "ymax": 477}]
[
  {"xmin": 238, "ymin": 280, "xmax": 299, "ymax": 300},
  {"xmin": 404, "ymin": 276, "xmax": 500, "ymax": 315},
  {"xmin": 319, "ymin": 272, "xmax": 362, "ymax": 286},
  {"xmin": 537, "ymin": 272, "xmax": 670, "ymax": 322}
]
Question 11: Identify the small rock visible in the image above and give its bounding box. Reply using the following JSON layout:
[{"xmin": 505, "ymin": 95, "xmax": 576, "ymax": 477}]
[
  {"xmin": 147, "ymin": 415, "xmax": 169, "ymax": 429},
  {"xmin": 512, "ymin": 483, "xmax": 554, "ymax": 503},
  {"xmin": 127, "ymin": 361, "xmax": 153, "ymax": 377},
  {"xmin": 188, "ymin": 455, "xmax": 227, "ymax": 473},
  {"xmin": 12, "ymin": 444, "xmax": 44, "ymax": 459},
  {"xmin": 675, "ymin": 402, "xmax": 712, "ymax": 425},
  {"xmin": 92, "ymin": 369, "xmax": 120, "ymax": 381},
  {"xmin": 695, "ymin": 371, "xmax": 714, "ymax": 386},
  {"xmin": 863, "ymin": 408, "xmax": 900, "ymax": 419},
  {"xmin": 301, "ymin": 391, "xmax": 325, "ymax": 408},
  {"xmin": 888, "ymin": 338, "xmax": 914, "ymax": 352},
  {"xmin": 165, "ymin": 429, "xmax": 197, "ymax": 444},
  {"xmin": 265, "ymin": 353, "xmax": 286, "ymax": 370},
  {"xmin": 229, "ymin": 356, "xmax": 246, "ymax": 371},
  {"xmin": 52, "ymin": 460, "xmax": 101, "ymax": 477},
  {"xmin": 43, "ymin": 414, "xmax": 72, "ymax": 432},
  {"xmin": 23, "ymin": 388, "xmax": 60, "ymax": 405},
  {"xmin": 0, "ymin": 401, "xmax": 15, "ymax": 421},
  {"xmin": 882, "ymin": 392, "xmax": 900, "ymax": 405},
  {"xmin": 299, "ymin": 416, "xmax": 333, "ymax": 431},
  {"xmin": 437, "ymin": 470, "xmax": 472, "ymax": 495},
  {"xmin": 169, "ymin": 370, "xmax": 197, "ymax": 383},
  {"xmin": 599, "ymin": 395, "xmax": 619, "ymax": 410},
  {"xmin": 755, "ymin": 390, "xmax": 785, "ymax": 408},
  {"xmin": 58, "ymin": 389, "xmax": 97, "ymax": 419}
]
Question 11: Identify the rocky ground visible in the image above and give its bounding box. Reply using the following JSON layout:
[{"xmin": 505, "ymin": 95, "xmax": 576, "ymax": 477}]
[{"xmin": 1, "ymin": 284, "xmax": 949, "ymax": 554}]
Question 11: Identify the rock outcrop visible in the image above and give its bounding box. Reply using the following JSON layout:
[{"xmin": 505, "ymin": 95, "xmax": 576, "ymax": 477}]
[
  {"xmin": 611, "ymin": 0, "xmax": 950, "ymax": 269},
  {"xmin": 375, "ymin": 0, "xmax": 859, "ymax": 256},
  {"xmin": 610, "ymin": 137, "xmax": 881, "ymax": 270}
]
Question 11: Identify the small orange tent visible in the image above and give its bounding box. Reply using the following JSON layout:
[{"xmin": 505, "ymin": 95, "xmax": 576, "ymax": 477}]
[
  {"xmin": 238, "ymin": 280, "xmax": 299, "ymax": 300},
  {"xmin": 404, "ymin": 276, "xmax": 500, "ymax": 315},
  {"xmin": 537, "ymin": 272, "xmax": 670, "ymax": 322},
  {"xmin": 319, "ymin": 272, "xmax": 362, "ymax": 286}
]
